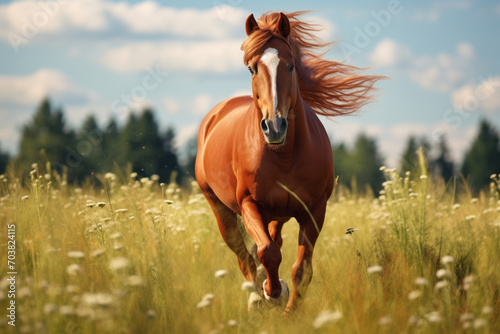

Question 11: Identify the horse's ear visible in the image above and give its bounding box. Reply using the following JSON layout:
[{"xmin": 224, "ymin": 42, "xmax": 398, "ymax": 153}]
[
  {"xmin": 277, "ymin": 12, "xmax": 290, "ymax": 37},
  {"xmin": 245, "ymin": 14, "xmax": 259, "ymax": 36}
]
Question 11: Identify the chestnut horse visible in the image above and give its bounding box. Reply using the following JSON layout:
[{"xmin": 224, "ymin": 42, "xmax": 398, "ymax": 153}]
[{"xmin": 196, "ymin": 12, "xmax": 382, "ymax": 312}]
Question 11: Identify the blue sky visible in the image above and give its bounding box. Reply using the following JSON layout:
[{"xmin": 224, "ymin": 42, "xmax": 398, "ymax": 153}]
[{"xmin": 0, "ymin": 0, "xmax": 499, "ymax": 167}]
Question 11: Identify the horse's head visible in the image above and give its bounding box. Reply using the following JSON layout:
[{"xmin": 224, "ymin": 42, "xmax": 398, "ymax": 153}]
[{"xmin": 244, "ymin": 13, "xmax": 297, "ymax": 146}]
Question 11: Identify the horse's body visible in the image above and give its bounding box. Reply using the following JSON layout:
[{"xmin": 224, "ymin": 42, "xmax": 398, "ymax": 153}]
[{"xmin": 196, "ymin": 12, "xmax": 382, "ymax": 312}]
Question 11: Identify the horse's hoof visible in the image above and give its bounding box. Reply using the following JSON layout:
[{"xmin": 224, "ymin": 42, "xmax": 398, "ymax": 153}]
[
  {"xmin": 248, "ymin": 291, "xmax": 263, "ymax": 312},
  {"xmin": 262, "ymin": 279, "xmax": 289, "ymax": 307}
]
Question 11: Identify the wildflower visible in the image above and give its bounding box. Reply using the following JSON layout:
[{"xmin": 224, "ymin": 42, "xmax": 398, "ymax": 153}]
[
  {"xmin": 378, "ymin": 316, "xmax": 392, "ymax": 326},
  {"xmin": 470, "ymin": 198, "xmax": 478, "ymax": 203},
  {"xmin": 18, "ymin": 287, "xmax": 31, "ymax": 298},
  {"xmin": 463, "ymin": 274, "xmax": 474, "ymax": 290},
  {"xmin": 452, "ymin": 204, "xmax": 460, "ymax": 210},
  {"xmin": 435, "ymin": 280, "xmax": 448, "ymax": 290},
  {"xmin": 228, "ymin": 320, "xmax": 238, "ymax": 327},
  {"xmin": 147, "ymin": 310, "xmax": 157, "ymax": 318},
  {"xmin": 21, "ymin": 195, "xmax": 29, "ymax": 200},
  {"xmin": 312, "ymin": 310, "xmax": 342, "ymax": 329},
  {"xmin": 367, "ymin": 266, "xmax": 383, "ymax": 274},
  {"xmin": 109, "ymin": 257, "xmax": 130, "ymax": 271},
  {"xmin": 104, "ymin": 173, "xmax": 116, "ymax": 181},
  {"xmin": 414, "ymin": 277, "xmax": 429, "ymax": 286},
  {"xmin": 436, "ymin": 269, "xmax": 451, "ymax": 279},
  {"xmin": 67, "ymin": 264, "xmax": 82, "ymax": 276},
  {"xmin": 130, "ymin": 172, "xmax": 138, "ymax": 179},
  {"xmin": 91, "ymin": 248, "xmax": 105, "ymax": 258},
  {"xmin": 408, "ymin": 290, "xmax": 422, "ymax": 300},
  {"xmin": 460, "ymin": 313, "xmax": 474, "ymax": 322},
  {"xmin": 379, "ymin": 166, "xmax": 386, "ymax": 171},
  {"xmin": 482, "ymin": 306, "xmax": 493, "ymax": 314},
  {"xmin": 420, "ymin": 175, "xmax": 428, "ymax": 180},
  {"xmin": 110, "ymin": 232, "xmax": 122, "ymax": 239},
  {"xmin": 473, "ymin": 318, "xmax": 488, "ymax": 329},
  {"xmin": 126, "ymin": 275, "xmax": 144, "ymax": 287},
  {"xmin": 197, "ymin": 294, "xmax": 214, "ymax": 309},
  {"xmin": 426, "ymin": 312, "xmax": 443, "ymax": 323},
  {"xmin": 164, "ymin": 200, "xmax": 174, "ymax": 205},
  {"xmin": 86, "ymin": 203, "xmax": 95, "ymax": 208},
  {"xmin": 151, "ymin": 174, "xmax": 160, "ymax": 181},
  {"xmin": 59, "ymin": 305, "xmax": 75, "ymax": 316},
  {"xmin": 97, "ymin": 202, "xmax": 106, "ymax": 208},
  {"xmin": 82, "ymin": 293, "xmax": 114, "ymax": 306},
  {"xmin": 465, "ymin": 215, "xmax": 476, "ymax": 221},
  {"xmin": 241, "ymin": 281, "xmax": 256, "ymax": 291},
  {"xmin": 43, "ymin": 304, "xmax": 57, "ymax": 315},
  {"xmin": 215, "ymin": 270, "xmax": 228, "ymax": 278},
  {"xmin": 67, "ymin": 251, "xmax": 85, "ymax": 259},
  {"xmin": 441, "ymin": 255, "xmax": 454, "ymax": 265},
  {"xmin": 114, "ymin": 208, "xmax": 128, "ymax": 213},
  {"xmin": 463, "ymin": 322, "xmax": 471, "ymax": 330},
  {"xmin": 113, "ymin": 243, "xmax": 123, "ymax": 251}
]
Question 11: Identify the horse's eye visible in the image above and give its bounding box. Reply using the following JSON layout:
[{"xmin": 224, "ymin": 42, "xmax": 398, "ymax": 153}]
[
  {"xmin": 288, "ymin": 63, "xmax": 295, "ymax": 73},
  {"xmin": 248, "ymin": 66, "xmax": 254, "ymax": 75}
]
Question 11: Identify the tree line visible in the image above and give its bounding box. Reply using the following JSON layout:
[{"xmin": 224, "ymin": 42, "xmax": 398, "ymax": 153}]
[{"xmin": 0, "ymin": 98, "xmax": 499, "ymax": 193}]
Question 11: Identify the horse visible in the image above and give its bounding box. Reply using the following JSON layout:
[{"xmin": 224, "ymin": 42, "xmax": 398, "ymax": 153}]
[{"xmin": 195, "ymin": 11, "xmax": 383, "ymax": 313}]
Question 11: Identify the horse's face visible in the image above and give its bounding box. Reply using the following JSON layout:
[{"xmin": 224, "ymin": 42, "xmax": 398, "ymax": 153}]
[{"xmin": 245, "ymin": 13, "xmax": 297, "ymax": 145}]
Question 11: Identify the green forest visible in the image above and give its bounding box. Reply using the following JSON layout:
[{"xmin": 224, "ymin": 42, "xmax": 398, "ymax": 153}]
[{"xmin": 1, "ymin": 98, "xmax": 499, "ymax": 193}]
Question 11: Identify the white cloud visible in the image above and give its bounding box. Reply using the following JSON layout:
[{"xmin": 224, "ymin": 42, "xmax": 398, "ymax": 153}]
[
  {"xmin": 100, "ymin": 40, "xmax": 244, "ymax": 74},
  {"xmin": 451, "ymin": 76, "xmax": 500, "ymax": 113},
  {"xmin": 369, "ymin": 39, "xmax": 411, "ymax": 67},
  {"xmin": 0, "ymin": 69, "xmax": 91, "ymax": 106},
  {"xmin": 0, "ymin": 0, "xmax": 247, "ymax": 41},
  {"xmin": 414, "ymin": 1, "xmax": 472, "ymax": 22},
  {"xmin": 176, "ymin": 123, "xmax": 198, "ymax": 149},
  {"xmin": 163, "ymin": 97, "xmax": 181, "ymax": 115},
  {"xmin": 370, "ymin": 39, "xmax": 475, "ymax": 92}
]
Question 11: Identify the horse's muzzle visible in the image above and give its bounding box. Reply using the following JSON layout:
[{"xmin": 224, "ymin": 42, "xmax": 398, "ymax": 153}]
[{"xmin": 261, "ymin": 116, "xmax": 287, "ymax": 145}]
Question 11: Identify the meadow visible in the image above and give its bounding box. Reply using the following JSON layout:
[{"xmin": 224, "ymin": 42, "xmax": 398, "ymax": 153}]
[{"xmin": 0, "ymin": 151, "xmax": 499, "ymax": 334}]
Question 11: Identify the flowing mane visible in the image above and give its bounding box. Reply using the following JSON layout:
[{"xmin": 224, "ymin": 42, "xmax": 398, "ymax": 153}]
[{"xmin": 241, "ymin": 11, "xmax": 385, "ymax": 117}]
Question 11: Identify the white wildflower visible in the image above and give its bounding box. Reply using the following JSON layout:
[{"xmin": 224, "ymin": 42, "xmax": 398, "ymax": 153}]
[
  {"xmin": 470, "ymin": 198, "xmax": 478, "ymax": 203},
  {"xmin": 21, "ymin": 195, "xmax": 29, "ymax": 200},
  {"xmin": 473, "ymin": 318, "xmax": 488, "ymax": 329},
  {"xmin": 43, "ymin": 304, "xmax": 57, "ymax": 315},
  {"xmin": 67, "ymin": 264, "xmax": 82, "ymax": 276},
  {"xmin": 91, "ymin": 248, "xmax": 105, "ymax": 258},
  {"xmin": 241, "ymin": 281, "xmax": 256, "ymax": 291},
  {"xmin": 126, "ymin": 275, "xmax": 144, "ymax": 287},
  {"xmin": 408, "ymin": 290, "xmax": 422, "ymax": 300},
  {"xmin": 312, "ymin": 310, "xmax": 342, "ymax": 329},
  {"xmin": 436, "ymin": 269, "xmax": 451, "ymax": 279},
  {"xmin": 441, "ymin": 255, "xmax": 454, "ymax": 265},
  {"xmin": 67, "ymin": 251, "xmax": 85, "ymax": 259},
  {"xmin": 82, "ymin": 293, "xmax": 114, "ymax": 306},
  {"xmin": 109, "ymin": 257, "xmax": 130, "ymax": 271},
  {"xmin": 378, "ymin": 316, "xmax": 392, "ymax": 326},
  {"xmin": 465, "ymin": 215, "xmax": 476, "ymax": 221},
  {"xmin": 96, "ymin": 202, "xmax": 106, "ymax": 208},
  {"xmin": 460, "ymin": 313, "xmax": 474, "ymax": 322},
  {"xmin": 367, "ymin": 265, "xmax": 383, "ymax": 274},
  {"xmin": 414, "ymin": 277, "xmax": 429, "ymax": 286},
  {"xmin": 426, "ymin": 311, "xmax": 442, "ymax": 323},
  {"xmin": 420, "ymin": 175, "xmax": 428, "ymax": 180},
  {"xmin": 228, "ymin": 320, "xmax": 238, "ymax": 327},
  {"xmin": 215, "ymin": 270, "xmax": 228, "ymax": 278},
  {"xmin": 435, "ymin": 280, "xmax": 449, "ymax": 290}
]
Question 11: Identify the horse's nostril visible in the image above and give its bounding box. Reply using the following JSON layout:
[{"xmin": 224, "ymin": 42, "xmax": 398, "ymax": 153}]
[
  {"xmin": 280, "ymin": 118, "xmax": 288, "ymax": 132},
  {"xmin": 261, "ymin": 119, "xmax": 269, "ymax": 134}
]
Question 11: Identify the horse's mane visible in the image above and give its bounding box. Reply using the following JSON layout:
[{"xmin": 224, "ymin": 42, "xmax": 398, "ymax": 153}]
[{"xmin": 241, "ymin": 11, "xmax": 385, "ymax": 117}]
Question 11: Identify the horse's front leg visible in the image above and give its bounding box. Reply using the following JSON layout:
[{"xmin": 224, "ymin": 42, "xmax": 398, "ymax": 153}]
[
  {"xmin": 241, "ymin": 201, "xmax": 283, "ymax": 299},
  {"xmin": 286, "ymin": 201, "xmax": 326, "ymax": 313}
]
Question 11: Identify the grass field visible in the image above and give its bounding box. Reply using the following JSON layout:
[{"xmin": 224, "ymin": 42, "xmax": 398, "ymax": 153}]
[{"xmin": 0, "ymin": 153, "xmax": 499, "ymax": 333}]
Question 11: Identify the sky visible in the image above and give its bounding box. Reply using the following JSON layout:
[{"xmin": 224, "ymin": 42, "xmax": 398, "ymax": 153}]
[{"xmin": 0, "ymin": 0, "xmax": 499, "ymax": 168}]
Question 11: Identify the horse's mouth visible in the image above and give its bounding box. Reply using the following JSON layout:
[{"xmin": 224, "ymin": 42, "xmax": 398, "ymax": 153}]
[{"xmin": 265, "ymin": 135, "xmax": 286, "ymax": 146}]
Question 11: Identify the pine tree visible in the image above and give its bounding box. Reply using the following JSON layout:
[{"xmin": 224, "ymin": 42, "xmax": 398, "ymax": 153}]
[
  {"xmin": 432, "ymin": 135, "xmax": 454, "ymax": 182},
  {"xmin": 332, "ymin": 134, "xmax": 385, "ymax": 195},
  {"xmin": 399, "ymin": 136, "xmax": 430, "ymax": 177},
  {"xmin": 0, "ymin": 144, "xmax": 9, "ymax": 174},
  {"xmin": 18, "ymin": 98, "xmax": 75, "ymax": 178},
  {"xmin": 461, "ymin": 119, "xmax": 500, "ymax": 193},
  {"xmin": 73, "ymin": 115, "xmax": 104, "ymax": 180}
]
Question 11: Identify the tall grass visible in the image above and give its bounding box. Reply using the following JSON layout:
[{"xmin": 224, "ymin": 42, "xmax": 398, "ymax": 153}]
[{"xmin": 0, "ymin": 156, "xmax": 499, "ymax": 333}]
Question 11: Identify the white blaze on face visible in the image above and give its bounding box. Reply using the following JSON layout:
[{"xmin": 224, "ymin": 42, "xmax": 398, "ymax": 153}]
[{"xmin": 260, "ymin": 47, "xmax": 280, "ymax": 115}]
